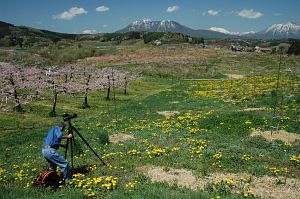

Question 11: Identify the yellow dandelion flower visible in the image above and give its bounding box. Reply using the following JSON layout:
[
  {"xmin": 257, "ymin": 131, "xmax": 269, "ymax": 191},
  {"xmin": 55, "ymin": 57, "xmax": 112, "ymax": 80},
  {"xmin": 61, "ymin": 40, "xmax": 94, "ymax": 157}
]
[
  {"xmin": 213, "ymin": 152, "xmax": 222, "ymax": 159},
  {"xmin": 245, "ymin": 120, "xmax": 252, "ymax": 125},
  {"xmin": 226, "ymin": 178, "xmax": 234, "ymax": 187}
]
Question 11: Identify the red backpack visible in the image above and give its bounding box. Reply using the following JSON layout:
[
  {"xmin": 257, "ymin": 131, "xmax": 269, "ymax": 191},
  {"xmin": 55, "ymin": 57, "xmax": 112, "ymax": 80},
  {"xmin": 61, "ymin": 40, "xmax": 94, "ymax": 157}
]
[{"xmin": 33, "ymin": 170, "xmax": 64, "ymax": 188}]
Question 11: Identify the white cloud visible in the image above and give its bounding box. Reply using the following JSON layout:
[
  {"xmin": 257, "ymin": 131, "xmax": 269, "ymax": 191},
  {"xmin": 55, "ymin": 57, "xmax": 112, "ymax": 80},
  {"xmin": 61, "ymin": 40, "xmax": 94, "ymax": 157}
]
[
  {"xmin": 102, "ymin": 25, "xmax": 108, "ymax": 28},
  {"xmin": 96, "ymin": 6, "xmax": 109, "ymax": 12},
  {"xmin": 166, "ymin": 5, "xmax": 180, "ymax": 13},
  {"xmin": 83, "ymin": 29, "xmax": 97, "ymax": 34},
  {"xmin": 207, "ymin": 9, "xmax": 219, "ymax": 16},
  {"xmin": 237, "ymin": 9, "xmax": 263, "ymax": 19},
  {"xmin": 53, "ymin": 7, "xmax": 87, "ymax": 20}
]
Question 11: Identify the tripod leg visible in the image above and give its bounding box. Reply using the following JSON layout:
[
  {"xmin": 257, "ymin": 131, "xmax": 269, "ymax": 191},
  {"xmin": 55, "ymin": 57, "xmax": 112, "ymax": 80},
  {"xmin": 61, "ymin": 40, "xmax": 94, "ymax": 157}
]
[
  {"xmin": 72, "ymin": 126, "xmax": 106, "ymax": 165},
  {"xmin": 70, "ymin": 137, "xmax": 74, "ymax": 170},
  {"xmin": 64, "ymin": 138, "xmax": 69, "ymax": 159}
]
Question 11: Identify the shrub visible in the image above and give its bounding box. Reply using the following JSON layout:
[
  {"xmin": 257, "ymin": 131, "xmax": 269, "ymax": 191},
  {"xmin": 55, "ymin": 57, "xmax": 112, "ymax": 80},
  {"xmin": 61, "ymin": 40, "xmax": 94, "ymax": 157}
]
[
  {"xmin": 81, "ymin": 102, "xmax": 90, "ymax": 109},
  {"xmin": 143, "ymin": 32, "xmax": 165, "ymax": 44},
  {"xmin": 48, "ymin": 110, "xmax": 57, "ymax": 117},
  {"xmin": 271, "ymin": 90, "xmax": 277, "ymax": 97},
  {"xmin": 97, "ymin": 131, "xmax": 109, "ymax": 145},
  {"xmin": 287, "ymin": 39, "xmax": 300, "ymax": 55},
  {"xmin": 296, "ymin": 93, "xmax": 300, "ymax": 104}
]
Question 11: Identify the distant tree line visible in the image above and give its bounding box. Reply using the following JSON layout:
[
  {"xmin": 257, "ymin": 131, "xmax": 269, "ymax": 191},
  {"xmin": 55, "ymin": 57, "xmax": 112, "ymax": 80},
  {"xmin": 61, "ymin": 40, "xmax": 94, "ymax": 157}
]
[
  {"xmin": 0, "ymin": 29, "xmax": 204, "ymax": 47},
  {"xmin": 143, "ymin": 32, "xmax": 203, "ymax": 44},
  {"xmin": 78, "ymin": 31, "xmax": 202, "ymax": 44}
]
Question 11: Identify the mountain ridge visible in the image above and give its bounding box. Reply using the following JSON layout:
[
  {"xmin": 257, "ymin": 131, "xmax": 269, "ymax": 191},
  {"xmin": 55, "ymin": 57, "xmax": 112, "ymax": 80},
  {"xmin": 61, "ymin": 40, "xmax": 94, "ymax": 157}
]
[
  {"xmin": 255, "ymin": 22, "xmax": 300, "ymax": 39},
  {"xmin": 117, "ymin": 20, "xmax": 300, "ymax": 39},
  {"xmin": 117, "ymin": 20, "xmax": 233, "ymax": 39}
]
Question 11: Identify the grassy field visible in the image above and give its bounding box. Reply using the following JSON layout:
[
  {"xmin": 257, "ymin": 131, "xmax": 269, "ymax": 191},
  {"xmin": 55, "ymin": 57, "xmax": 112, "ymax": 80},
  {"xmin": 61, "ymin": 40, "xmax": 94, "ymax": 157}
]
[{"xmin": 0, "ymin": 44, "xmax": 300, "ymax": 199}]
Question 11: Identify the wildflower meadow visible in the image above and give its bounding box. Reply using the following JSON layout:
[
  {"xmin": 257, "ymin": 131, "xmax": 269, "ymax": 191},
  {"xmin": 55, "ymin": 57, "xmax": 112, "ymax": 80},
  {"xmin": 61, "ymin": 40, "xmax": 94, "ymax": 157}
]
[{"xmin": 0, "ymin": 44, "xmax": 299, "ymax": 199}]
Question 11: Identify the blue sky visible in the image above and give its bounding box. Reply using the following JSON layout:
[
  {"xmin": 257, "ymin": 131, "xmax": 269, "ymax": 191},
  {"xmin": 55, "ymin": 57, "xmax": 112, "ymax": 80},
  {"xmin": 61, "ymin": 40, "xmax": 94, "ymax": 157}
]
[{"xmin": 0, "ymin": 0, "xmax": 299, "ymax": 34}]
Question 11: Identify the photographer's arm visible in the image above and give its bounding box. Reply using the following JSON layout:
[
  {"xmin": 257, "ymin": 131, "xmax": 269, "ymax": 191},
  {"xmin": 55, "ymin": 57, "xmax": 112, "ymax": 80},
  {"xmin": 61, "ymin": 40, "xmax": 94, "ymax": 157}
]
[
  {"xmin": 61, "ymin": 134, "xmax": 72, "ymax": 139},
  {"xmin": 59, "ymin": 134, "xmax": 72, "ymax": 148}
]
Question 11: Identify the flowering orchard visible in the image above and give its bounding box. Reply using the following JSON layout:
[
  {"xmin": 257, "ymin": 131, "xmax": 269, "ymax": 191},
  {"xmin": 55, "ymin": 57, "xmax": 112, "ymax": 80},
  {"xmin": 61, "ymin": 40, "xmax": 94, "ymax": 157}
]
[
  {"xmin": 0, "ymin": 64, "xmax": 138, "ymax": 114},
  {"xmin": 0, "ymin": 64, "xmax": 45, "ymax": 112}
]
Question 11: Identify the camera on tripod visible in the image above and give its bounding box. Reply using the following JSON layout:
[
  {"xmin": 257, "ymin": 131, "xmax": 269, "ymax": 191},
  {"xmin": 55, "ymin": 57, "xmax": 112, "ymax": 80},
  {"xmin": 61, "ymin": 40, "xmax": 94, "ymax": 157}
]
[
  {"xmin": 61, "ymin": 112, "xmax": 106, "ymax": 166},
  {"xmin": 63, "ymin": 113, "xmax": 77, "ymax": 122}
]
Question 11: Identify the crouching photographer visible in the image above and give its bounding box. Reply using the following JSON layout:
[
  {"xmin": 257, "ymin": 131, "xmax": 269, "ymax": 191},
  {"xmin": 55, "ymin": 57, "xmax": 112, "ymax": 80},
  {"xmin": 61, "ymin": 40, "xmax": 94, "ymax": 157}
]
[{"xmin": 42, "ymin": 122, "xmax": 72, "ymax": 180}]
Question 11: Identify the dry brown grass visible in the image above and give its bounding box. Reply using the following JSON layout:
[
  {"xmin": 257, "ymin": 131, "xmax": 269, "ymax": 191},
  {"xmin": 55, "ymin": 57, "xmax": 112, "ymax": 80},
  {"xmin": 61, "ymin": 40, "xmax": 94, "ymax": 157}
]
[
  {"xmin": 169, "ymin": 101, "xmax": 179, "ymax": 104},
  {"xmin": 79, "ymin": 47, "xmax": 234, "ymax": 66},
  {"xmin": 137, "ymin": 165, "xmax": 300, "ymax": 199},
  {"xmin": 243, "ymin": 107, "xmax": 270, "ymax": 111},
  {"xmin": 137, "ymin": 165, "xmax": 202, "ymax": 191},
  {"xmin": 250, "ymin": 130, "xmax": 300, "ymax": 143},
  {"xmin": 109, "ymin": 133, "xmax": 135, "ymax": 144},
  {"xmin": 157, "ymin": 111, "xmax": 180, "ymax": 117},
  {"xmin": 225, "ymin": 74, "xmax": 245, "ymax": 79}
]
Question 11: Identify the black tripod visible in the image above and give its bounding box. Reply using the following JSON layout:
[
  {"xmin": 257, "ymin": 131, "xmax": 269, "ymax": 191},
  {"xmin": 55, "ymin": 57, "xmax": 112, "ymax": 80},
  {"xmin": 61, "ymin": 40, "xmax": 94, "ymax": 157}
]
[{"xmin": 63, "ymin": 113, "xmax": 106, "ymax": 169}]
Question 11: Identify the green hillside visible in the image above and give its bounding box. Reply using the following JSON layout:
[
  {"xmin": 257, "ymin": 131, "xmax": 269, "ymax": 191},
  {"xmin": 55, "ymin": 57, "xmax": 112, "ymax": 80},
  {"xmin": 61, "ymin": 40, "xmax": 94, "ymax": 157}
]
[{"xmin": 0, "ymin": 21, "xmax": 203, "ymax": 48}]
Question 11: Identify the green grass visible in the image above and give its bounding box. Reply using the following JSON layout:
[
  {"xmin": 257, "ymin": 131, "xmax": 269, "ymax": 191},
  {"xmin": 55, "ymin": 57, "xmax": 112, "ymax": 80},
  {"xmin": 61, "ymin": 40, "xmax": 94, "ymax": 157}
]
[{"xmin": 0, "ymin": 46, "xmax": 299, "ymax": 198}]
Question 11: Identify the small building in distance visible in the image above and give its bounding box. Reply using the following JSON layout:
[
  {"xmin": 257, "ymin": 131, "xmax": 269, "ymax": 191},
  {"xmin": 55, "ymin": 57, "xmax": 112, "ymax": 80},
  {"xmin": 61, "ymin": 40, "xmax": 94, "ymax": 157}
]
[
  {"xmin": 154, "ymin": 40, "xmax": 162, "ymax": 46},
  {"xmin": 255, "ymin": 46, "xmax": 271, "ymax": 53}
]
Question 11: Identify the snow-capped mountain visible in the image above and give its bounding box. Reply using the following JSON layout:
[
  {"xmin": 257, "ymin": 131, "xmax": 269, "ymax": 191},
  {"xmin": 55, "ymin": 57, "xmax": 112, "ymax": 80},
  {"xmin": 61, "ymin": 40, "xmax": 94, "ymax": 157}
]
[
  {"xmin": 141, "ymin": 20, "xmax": 182, "ymax": 32},
  {"xmin": 208, "ymin": 22, "xmax": 300, "ymax": 39},
  {"xmin": 117, "ymin": 19, "xmax": 232, "ymax": 39},
  {"xmin": 129, "ymin": 19, "xmax": 180, "ymax": 32},
  {"xmin": 209, "ymin": 27, "xmax": 255, "ymax": 36},
  {"xmin": 256, "ymin": 22, "xmax": 300, "ymax": 39},
  {"xmin": 117, "ymin": 20, "xmax": 300, "ymax": 39},
  {"xmin": 118, "ymin": 19, "xmax": 195, "ymax": 34},
  {"xmin": 265, "ymin": 22, "xmax": 300, "ymax": 34}
]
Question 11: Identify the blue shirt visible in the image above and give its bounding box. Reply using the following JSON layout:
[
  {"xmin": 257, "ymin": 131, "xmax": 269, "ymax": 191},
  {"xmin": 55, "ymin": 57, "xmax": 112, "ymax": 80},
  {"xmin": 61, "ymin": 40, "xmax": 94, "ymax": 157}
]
[{"xmin": 43, "ymin": 126, "xmax": 63, "ymax": 149}]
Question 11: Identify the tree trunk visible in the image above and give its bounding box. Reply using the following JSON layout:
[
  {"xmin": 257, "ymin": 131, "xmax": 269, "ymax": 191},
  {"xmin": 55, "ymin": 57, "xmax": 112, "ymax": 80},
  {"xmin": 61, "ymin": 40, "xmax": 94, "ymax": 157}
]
[
  {"xmin": 52, "ymin": 92, "xmax": 57, "ymax": 114},
  {"xmin": 106, "ymin": 75, "xmax": 110, "ymax": 100},
  {"xmin": 82, "ymin": 75, "xmax": 91, "ymax": 108},
  {"xmin": 124, "ymin": 76, "xmax": 127, "ymax": 95},
  {"xmin": 50, "ymin": 81, "xmax": 57, "ymax": 117},
  {"xmin": 9, "ymin": 74, "xmax": 23, "ymax": 112},
  {"xmin": 13, "ymin": 87, "xmax": 22, "ymax": 112}
]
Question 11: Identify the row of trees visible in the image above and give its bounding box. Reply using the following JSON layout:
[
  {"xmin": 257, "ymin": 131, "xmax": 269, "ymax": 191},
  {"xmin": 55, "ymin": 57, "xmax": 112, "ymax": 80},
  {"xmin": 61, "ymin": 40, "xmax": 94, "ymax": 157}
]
[{"xmin": 0, "ymin": 64, "xmax": 138, "ymax": 116}]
